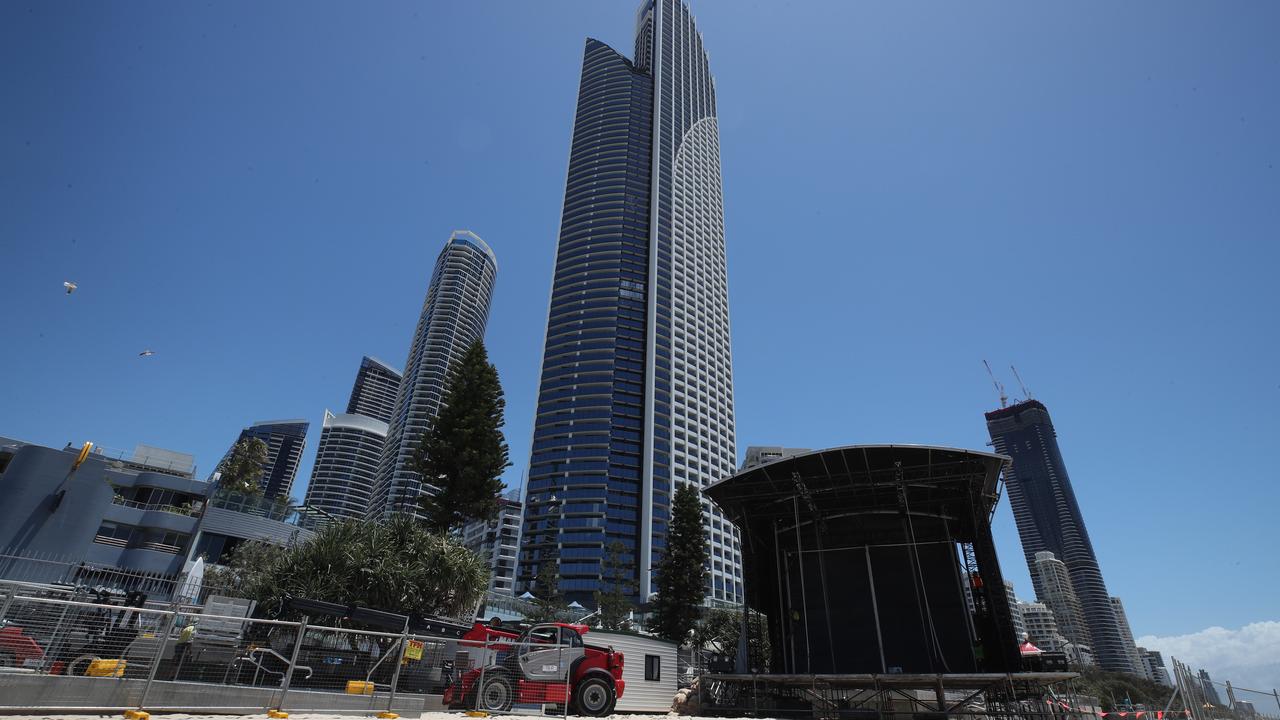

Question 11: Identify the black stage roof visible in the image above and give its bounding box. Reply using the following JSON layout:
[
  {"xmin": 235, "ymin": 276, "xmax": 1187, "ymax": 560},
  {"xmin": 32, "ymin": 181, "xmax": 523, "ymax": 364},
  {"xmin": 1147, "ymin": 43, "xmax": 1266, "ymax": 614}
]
[{"xmin": 706, "ymin": 444, "xmax": 1009, "ymax": 542}]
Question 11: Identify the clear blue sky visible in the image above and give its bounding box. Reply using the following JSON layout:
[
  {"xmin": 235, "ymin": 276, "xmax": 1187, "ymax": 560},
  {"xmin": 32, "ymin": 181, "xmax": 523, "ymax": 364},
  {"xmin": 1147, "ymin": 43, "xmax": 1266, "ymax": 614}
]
[{"xmin": 3, "ymin": 0, "xmax": 1278, "ymax": 656}]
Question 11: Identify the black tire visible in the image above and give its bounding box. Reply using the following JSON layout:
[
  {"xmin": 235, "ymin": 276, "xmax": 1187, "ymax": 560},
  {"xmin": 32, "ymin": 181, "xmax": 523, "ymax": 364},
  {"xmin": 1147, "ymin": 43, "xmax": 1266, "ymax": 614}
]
[
  {"xmin": 478, "ymin": 672, "xmax": 515, "ymax": 712},
  {"xmin": 68, "ymin": 654, "xmax": 98, "ymax": 676},
  {"xmin": 0, "ymin": 650, "xmax": 15, "ymax": 668},
  {"xmin": 572, "ymin": 676, "xmax": 616, "ymax": 717}
]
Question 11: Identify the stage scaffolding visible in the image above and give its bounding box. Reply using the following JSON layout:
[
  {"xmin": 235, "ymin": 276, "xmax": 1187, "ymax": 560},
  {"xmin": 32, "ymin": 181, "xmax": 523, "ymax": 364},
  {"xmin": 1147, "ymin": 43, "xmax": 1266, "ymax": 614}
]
[{"xmin": 698, "ymin": 671, "xmax": 1089, "ymax": 720}]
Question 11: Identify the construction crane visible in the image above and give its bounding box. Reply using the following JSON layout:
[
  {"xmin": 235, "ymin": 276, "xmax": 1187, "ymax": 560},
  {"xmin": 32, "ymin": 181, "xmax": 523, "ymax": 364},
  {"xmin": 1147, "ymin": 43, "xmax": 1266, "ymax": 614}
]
[
  {"xmin": 1010, "ymin": 365, "xmax": 1033, "ymax": 400},
  {"xmin": 983, "ymin": 360, "xmax": 1008, "ymax": 408}
]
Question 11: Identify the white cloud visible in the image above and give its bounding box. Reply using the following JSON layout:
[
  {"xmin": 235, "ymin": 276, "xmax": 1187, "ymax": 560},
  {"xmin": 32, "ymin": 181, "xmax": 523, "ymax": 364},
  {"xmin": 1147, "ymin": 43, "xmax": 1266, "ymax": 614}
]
[{"xmin": 1137, "ymin": 621, "xmax": 1280, "ymax": 714}]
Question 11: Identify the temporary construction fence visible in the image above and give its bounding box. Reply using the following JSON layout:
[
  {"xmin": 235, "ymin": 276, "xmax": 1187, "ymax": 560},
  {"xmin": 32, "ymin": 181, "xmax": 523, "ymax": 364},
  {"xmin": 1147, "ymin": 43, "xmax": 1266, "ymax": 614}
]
[
  {"xmin": 0, "ymin": 587, "xmax": 595, "ymax": 717},
  {"xmin": 0, "ymin": 550, "xmax": 209, "ymax": 606},
  {"xmin": 0, "ymin": 548, "xmax": 517, "ymax": 626},
  {"xmin": 0, "ymin": 590, "xmax": 435, "ymax": 715}
]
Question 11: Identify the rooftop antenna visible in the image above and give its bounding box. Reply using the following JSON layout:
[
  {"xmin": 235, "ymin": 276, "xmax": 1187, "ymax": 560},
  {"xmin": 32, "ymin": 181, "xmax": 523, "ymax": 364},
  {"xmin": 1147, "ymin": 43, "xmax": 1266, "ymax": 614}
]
[
  {"xmin": 1010, "ymin": 365, "xmax": 1033, "ymax": 400},
  {"xmin": 983, "ymin": 360, "xmax": 1008, "ymax": 408}
]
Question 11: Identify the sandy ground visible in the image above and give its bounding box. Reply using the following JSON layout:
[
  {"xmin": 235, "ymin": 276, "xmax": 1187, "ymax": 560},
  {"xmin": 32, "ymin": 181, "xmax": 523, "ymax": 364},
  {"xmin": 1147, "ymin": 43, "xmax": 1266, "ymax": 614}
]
[
  {"xmin": 30, "ymin": 714, "xmax": 686, "ymax": 720},
  {"xmin": 22, "ymin": 707, "xmax": 691, "ymax": 712}
]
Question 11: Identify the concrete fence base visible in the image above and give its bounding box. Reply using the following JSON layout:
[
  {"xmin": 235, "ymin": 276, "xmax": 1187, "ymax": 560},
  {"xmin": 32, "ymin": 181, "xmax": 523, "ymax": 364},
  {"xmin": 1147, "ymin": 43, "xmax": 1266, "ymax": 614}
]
[{"xmin": 0, "ymin": 674, "xmax": 447, "ymax": 715}]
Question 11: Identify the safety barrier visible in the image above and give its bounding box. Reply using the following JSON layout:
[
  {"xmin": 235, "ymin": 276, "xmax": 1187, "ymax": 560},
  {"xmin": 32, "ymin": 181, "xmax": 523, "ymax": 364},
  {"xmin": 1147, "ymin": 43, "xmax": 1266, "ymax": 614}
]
[
  {"xmin": 0, "ymin": 589, "xmax": 600, "ymax": 718},
  {"xmin": 0, "ymin": 590, "xmax": 450, "ymax": 717}
]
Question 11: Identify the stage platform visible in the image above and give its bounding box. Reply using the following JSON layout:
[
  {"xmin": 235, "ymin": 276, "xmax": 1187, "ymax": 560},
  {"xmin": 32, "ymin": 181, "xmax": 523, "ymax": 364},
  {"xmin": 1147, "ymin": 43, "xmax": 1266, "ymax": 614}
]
[{"xmin": 698, "ymin": 671, "xmax": 1087, "ymax": 720}]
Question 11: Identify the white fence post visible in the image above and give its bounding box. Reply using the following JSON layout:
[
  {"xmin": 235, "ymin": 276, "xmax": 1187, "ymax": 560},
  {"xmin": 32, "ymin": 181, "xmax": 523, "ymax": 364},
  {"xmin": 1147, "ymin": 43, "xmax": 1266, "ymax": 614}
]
[
  {"xmin": 274, "ymin": 615, "xmax": 309, "ymax": 714},
  {"xmin": 381, "ymin": 619, "xmax": 410, "ymax": 718},
  {"xmin": 138, "ymin": 605, "xmax": 179, "ymax": 710}
]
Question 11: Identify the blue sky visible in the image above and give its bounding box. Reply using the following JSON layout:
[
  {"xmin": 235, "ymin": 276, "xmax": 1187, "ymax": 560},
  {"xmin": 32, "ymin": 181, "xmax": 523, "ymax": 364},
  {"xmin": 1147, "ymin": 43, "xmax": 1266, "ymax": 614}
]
[{"xmin": 2, "ymin": 0, "xmax": 1278, "ymax": 681}]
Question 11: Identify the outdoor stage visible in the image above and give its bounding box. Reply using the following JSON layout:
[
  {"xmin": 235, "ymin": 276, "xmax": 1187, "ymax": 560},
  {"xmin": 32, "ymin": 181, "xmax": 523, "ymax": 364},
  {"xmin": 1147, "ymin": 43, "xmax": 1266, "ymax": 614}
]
[
  {"xmin": 707, "ymin": 444, "xmax": 1023, "ymax": 676},
  {"xmin": 703, "ymin": 444, "xmax": 1069, "ymax": 718}
]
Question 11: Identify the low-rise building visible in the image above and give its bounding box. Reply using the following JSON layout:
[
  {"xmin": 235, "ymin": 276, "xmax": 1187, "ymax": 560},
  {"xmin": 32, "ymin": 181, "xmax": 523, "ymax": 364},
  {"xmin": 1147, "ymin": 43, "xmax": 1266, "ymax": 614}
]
[
  {"xmin": 741, "ymin": 446, "xmax": 811, "ymax": 470},
  {"xmin": 1018, "ymin": 600, "xmax": 1095, "ymax": 667},
  {"xmin": 0, "ymin": 435, "xmax": 313, "ymax": 595}
]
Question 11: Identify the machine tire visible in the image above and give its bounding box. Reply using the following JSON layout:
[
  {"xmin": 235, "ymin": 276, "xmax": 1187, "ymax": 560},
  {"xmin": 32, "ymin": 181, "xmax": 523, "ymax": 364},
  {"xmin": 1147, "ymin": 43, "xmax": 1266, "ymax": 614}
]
[
  {"xmin": 478, "ymin": 673, "xmax": 514, "ymax": 712},
  {"xmin": 572, "ymin": 676, "xmax": 616, "ymax": 717},
  {"xmin": 68, "ymin": 654, "xmax": 98, "ymax": 676},
  {"xmin": 0, "ymin": 650, "xmax": 15, "ymax": 668}
]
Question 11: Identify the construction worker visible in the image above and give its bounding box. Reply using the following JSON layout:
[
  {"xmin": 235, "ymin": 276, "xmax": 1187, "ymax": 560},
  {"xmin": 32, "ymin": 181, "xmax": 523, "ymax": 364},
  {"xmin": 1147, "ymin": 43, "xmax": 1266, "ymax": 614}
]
[{"xmin": 171, "ymin": 619, "xmax": 197, "ymax": 679}]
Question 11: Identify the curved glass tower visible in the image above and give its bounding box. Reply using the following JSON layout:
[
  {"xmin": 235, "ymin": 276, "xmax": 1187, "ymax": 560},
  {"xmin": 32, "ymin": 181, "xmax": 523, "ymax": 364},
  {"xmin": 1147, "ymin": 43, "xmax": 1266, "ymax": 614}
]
[
  {"xmin": 521, "ymin": 0, "xmax": 740, "ymax": 605},
  {"xmin": 368, "ymin": 231, "xmax": 498, "ymax": 519},
  {"xmin": 985, "ymin": 399, "xmax": 1132, "ymax": 672}
]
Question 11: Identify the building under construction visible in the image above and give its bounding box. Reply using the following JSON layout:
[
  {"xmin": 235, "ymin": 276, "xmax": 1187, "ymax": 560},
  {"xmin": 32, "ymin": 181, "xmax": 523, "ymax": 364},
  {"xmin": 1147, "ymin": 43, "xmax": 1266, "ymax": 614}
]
[{"xmin": 702, "ymin": 444, "xmax": 1083, "ymax": 718}]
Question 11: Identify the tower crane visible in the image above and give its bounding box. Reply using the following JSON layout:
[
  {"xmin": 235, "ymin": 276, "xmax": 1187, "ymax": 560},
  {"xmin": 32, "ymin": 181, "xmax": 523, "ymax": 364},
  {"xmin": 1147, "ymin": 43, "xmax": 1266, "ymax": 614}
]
[
  {"xmin": 983, "ymin": 360, "xmax": 1008, "ymax": 408},
  {"xmin": 1010, "ymin": 365, "xmax": 1033, "ymax": 400}
]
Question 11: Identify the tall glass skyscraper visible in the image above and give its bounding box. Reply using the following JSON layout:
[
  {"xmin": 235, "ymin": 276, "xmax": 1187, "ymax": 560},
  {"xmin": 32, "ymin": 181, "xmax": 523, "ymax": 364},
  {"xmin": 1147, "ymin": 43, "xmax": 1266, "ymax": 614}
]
[
  {"xmin": 346, "ymin": 355, "xmax": 402, "ymax": 424},
  {"xmin": 304, "ymin": 356, "xmax": 402, "ymax": 522},
  {"xmin": 519, "ymin": 0, "xmax": 740, "ymax": 605},
  {"xmin": 220, "ymin": 419, "xmax": 309, "ymax": 501},
  {"xmin": 368, "ymin": 231, "xmax": 497, "ymax": 520},
  {"xmin": 985, "ymin": 399, "xmax": 1132, "ymax": 672}
]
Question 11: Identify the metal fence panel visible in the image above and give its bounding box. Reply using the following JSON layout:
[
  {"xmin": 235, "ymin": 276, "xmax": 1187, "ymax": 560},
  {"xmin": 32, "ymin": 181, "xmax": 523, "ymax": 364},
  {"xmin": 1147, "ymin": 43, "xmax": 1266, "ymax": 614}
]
[
  {"xmin": 0, "ymin": 592, "xmax": 452, "ymax": 715},
  {"xmin": 0, "ymin": 586, "xmax": 621, "ymax": 717}
]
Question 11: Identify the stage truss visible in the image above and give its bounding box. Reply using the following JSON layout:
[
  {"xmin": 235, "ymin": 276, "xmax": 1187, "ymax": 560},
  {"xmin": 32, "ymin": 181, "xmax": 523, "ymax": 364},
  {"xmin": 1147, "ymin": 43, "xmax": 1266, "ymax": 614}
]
[{"xmin": 698, "ymin": 672, "xmax": 1094, "ymax": 720}]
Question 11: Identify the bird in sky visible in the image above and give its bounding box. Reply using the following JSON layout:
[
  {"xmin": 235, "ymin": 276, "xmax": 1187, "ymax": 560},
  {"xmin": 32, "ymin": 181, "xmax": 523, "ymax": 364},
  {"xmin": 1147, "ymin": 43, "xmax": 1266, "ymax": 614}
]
[
  {"xmin": 63, "ymin": 281, "xmax": 77, "ymax": 294},
  {"xmin": 138, "ymin": 349, "xmax": 155, "ymax": 357}
]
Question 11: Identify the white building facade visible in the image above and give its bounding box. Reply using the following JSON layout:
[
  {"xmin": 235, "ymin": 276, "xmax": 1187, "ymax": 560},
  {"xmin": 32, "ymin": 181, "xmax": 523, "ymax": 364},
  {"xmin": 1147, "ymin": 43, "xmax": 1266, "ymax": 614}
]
[{"xmin": 463, "ymin": 495, "xmax": 523, "ymax": 596}]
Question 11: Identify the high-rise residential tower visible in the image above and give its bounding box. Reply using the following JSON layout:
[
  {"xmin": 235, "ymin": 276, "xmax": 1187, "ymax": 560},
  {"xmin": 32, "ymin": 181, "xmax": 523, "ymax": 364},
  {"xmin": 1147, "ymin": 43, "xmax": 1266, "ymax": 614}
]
[
  {"xmin": 368, "ymin": 231, "xmax": 497, "ymax": 519},
  {"xmin": 462, "ymin": 492, "xmax": 524, "ymax": 597},
  {"xmin": 985, "ymin": 399, "xmax": 1131, "ymax": 672},
  {"xmin": 346, "ymin": 356, "xmax": 402, "ymax": 424},
  {"xmin": 1110, "ymin": 596, "xmax": 1145, "ymax": 676},
  {"xmin": 305, "ymin": 411, "xmax": 387, "ymax": 522},
  {"xmin": 1137, "ymin": 647, "xmax": 1172, "ymax": 686},
  {"xmin": 304, "ymin": 357, "xmax": 403, "ymax": 522},
  {"xmin": 1005, "ymin": 580, "xmax": 1027, "ymax": 641},
  {"xmin": 1199, "ymin": 670, "xmax": 1223, "ymax": 706},
  {"xmin": 519, "ymin": 0, "xmax": 739, "ymax": 605},
  {"xmin": 1034, "ymin": 551, "xmax": 1090, "ymax": 649},
  {"xmin": 219, "ymin": 419, "xmax": 309, "ymax": 501}
]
